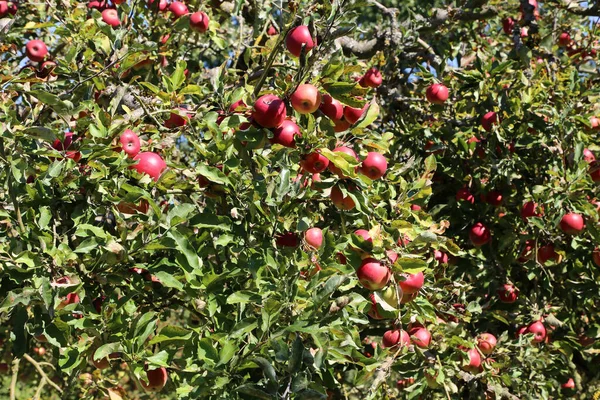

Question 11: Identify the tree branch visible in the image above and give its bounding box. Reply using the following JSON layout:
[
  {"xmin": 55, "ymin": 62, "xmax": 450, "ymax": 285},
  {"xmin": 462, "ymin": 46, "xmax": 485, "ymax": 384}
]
[{"xmin": 23, "ymin": 353, "xmax": 63, "ymax": 394}]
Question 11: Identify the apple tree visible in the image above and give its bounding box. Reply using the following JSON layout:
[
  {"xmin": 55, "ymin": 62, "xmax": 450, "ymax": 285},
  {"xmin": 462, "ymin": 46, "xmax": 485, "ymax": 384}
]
[{"xmin": 1, "ymin": 0, "xmax": 600, "ymax": 399}]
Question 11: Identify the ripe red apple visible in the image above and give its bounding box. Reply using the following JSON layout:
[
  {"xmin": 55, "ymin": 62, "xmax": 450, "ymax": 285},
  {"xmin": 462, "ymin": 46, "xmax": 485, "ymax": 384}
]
[
  {"xmin": 301, "ymin": 152, "xmax": 329, "ymax": 174},
  {"xmin": 131, "ymin": 152, "xmax": 167, "ymax": 181},
  {"xmin": 502, "ymin": 18, "xmax": 514, "ymax": 35},
  {"xmin": 469, "ymin": 222, "xmax": 491, "ymax": 246},
  {"xmin": 382, "ymin": 329, "xmax": 410, "ymax": 349},
  {"xmin": 425, "ymin": 83, "xmax": 449, "ymax": 104},
  {"xmin": 285, "ymin": 25, "xmax": 316, "ymax": 57},
  {"xmin": 521, "ymin": 201, "xmax": 542, "ymax": 219},
  {"xmin": 102, "ymin": 9, "xmax": 120, "ymax": 27},
  {"xmin": 410, "ymin": 204, "xmax": 421, "ymax": 211},
  {"xmin": 354, "ymin": 229, "xmax": 372, "ymax": 243},
  {"xmin": 38, "ymin": 60, "xmax": 57, "ymax": 78},
  {"xmin": 164, "ymin": 109, "xmax": 188, "ymax": 128},
  {"xmin": 558, "ymin": 32, "xmax": 571, "ymax": 47},
  {"xmin": 398, "ymin": 271, "xmax": 424, "ymax": 295},
  {"xmin": 0, "ymin": 1, "xmax": 17, "ymax": 17},
  {"xmin": 276, "ymin": 232, "xmax": 299, "ymax": 248},
  {"xmin": 559, "ymin": 213, "xmax": 585, "ymax": 235},
  {"xmin": 434, "ymin": 250, "xmax": 448, "ymax": 264},
  {"xmin": 590, "ymin": 116, "xmax": 600, "ymax": 130},
  {"xmin": 190, "ymin": 11, "xmax": 209, "ymax": 33},
  {"xmin": 360, "ymin": 152, "xmax": 387, "ymax": 180},
  {"xmin": 462, "ymin": 347, "xmax": 481, "ymax": 372},
  {"xmin": 267, "ymin": 25, "xmax": 278, "ymax": 36},
  {"xmin": 271, "ymin": 119, "xmax": 301, "ymax": 148},
  {"xmin": 359, "ymin": 68, "xmax": 382, "ymax": 88},
  {"xmin": 26, "ymin": 40, "xmax": 48, "ymax": 62},
  {"xmin": 319, "ymin": 94, "xmax": 343, "ymax": 120},
  {"xmin": 253, "ymin": 94, "xmax": 286, "ymax": 128},
  {"xmin": 484, "ymin": 190, "xmax": 503, "ymax": 206},
  {"xmin": 526, "ymin": 321, "xmax": 547, "ymax": 343},
  {"xmin": 498, "ymin": 284, "xmax": 519, "ymax": 303},
  {"xmin": 477, "ymin": 333, "xmax": 497, "ymax": 355},
  {"xmin": 538, "ymin": 244, "xmax": 560, "ymax": 264},
  {"xmin": 367, "ymin": 293, "xmax": 384, "ymax": 320},
  {"xmin": 332, "ymin": 117, "xmax": 351, "ymax": 132},
  {"xmin": 518, "ymin": 239, "xmax": 535, "ymax": 262},
  {"xmin": 147, "ymin": 0, "xmax": 168, "ymax": 11},
  {"xmin": 590, "ymin": 166, "xmax": 600, "ymax": 182},
  {"xmin": 356, "ymin": 258, "xmax": 390, "ymax": 290},
  {"xmin": 141, "ymin": 367, "xmax": 168, "ymax": 392},
  {"xmin": 328, "ymin": 146, "xmax": 358, "ymax": 178},
  {"xmin": 583, "ymin": 148, "xmax": 596, "ymax": 163},
  {"xmin": 119, "ymin": 129, "xmax": 140, "ymax": 158},
  {"xmin": 330, "ymin": 185, "xmax": 356, "ymax": 210},
  {"xmin": 290, "ymin": 84, "xmax": 321, "ymax": 114},
  {"xmin": 561, "ymin": 378, "xmax": 575, "ymax": 390},
  {"xmin": 409, "ymin": 327, "xmax": 431, "ymax": 348},
  {"xmin": 456, "ymin": 187, "xmax": 475, "ymax": 204},
  {"xmin": 304, "ymin": 227, "xmax": 323, "ymax": 249},
  {"xmin": 343, "ymin": 104, "xmax": 367, "ymax": 125},
  {"xmin": 168, "ymin": 1, "xmax": 188, "ymax": 19},
  {"xmin": 481, "ymin": 111, "xmax": 499, "ymax": 132}
]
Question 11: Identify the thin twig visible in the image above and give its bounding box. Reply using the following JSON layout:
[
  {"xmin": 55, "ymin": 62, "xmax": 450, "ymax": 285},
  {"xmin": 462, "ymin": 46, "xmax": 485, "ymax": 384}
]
[{"xmin": 23, "ymin": 353, "xmax": 63, "ymax": 394}]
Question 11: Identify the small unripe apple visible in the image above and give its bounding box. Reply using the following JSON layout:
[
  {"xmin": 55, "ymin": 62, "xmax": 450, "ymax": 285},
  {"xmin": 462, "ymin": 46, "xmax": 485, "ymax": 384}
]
[
  {"xmin": 330, "ymin": 185, "xmax": 355, "ymax": 210},
  {"xmin": 469, "ymin": 222, "xmax": 491, "ymax": 246},
  {"xmin": 538, "ymin": 244, "xmax": 560, "ymax": 264},
  {"xmin": 119, "ymin": 129, "xmax": 141, "ymax": 158},
  {"xmin": 141, "ymin": 367, "xmax": 168, "ymax": 392},
  {"xmin": 304, "ymin": 227, "xmax": 323, "ymax": 249},
  {"xmin": 425, "ymin": 83, "xmax": 449, "ymax": 104},
  {"xmin": 343, "ymin": 104, "xmax": 367, "ymax": 125},
  {"xmin": 456, "ymin": 187, "xmax": 475, "ymax": 204},
  {"xmin": 290, "ymin": 84, "xmax": 321, "ymax": 114},
  {"xmin": 526, "ymin": 321, "xmax": 547, "ymax": 343},
  {"xmin": 360, "ymin": 152, "xmax": 387, "ymax": 180},
  {"xmin": 164, "ymin": 109, "xmax": 188, "ymax": 128},
  {"xmin": 329, "ymin": 146, "xmax": 358, "ymax": 178},
  {"xmin": 285, "ymin": 25, "xmax": 316, "ymax": 57},
  {"xmin": 253, "ymin": 94, "xmax": 286, "ymax": 128},
  {"xmin": 190, "ymin": 11, "xmax": 209, "ymax": 33},
  {"xmin": 271, "ymin": 119, "xmax": 301, "ymax": 148},
  {"xmin": 131, "ymin": 152, "xmax": 167, "ymax": 181},
  {"xmin": 26, "ymin": 40, "xmax": 48, "ymax": 63},
  {"xmin": 521, "ymin": 201, "xmax": 542, "ymax": 219},
  {"xmin": 481, "ymin": 111, "xmax": 499, "ymax": 132},
  {"xmin": 558, "ymin": 32, "xmax": 571, "ymax": 47},
  {"xmin": 168, "ymin": 1, "xmax": 188, "ymax": 19},
  {"xmin": 359, "ymin": 68, "xmax": 382, "ymax": 88},
  {"xmin": 398, "ymin": 271, "xmax": 424, "ymax": 295},
  {"xmin": 301, "ymin": 152, "xmax": 329, "ymax": 174},
  {"xmin": 102, "ymin": 9, "xmax": 120, "ymax": 27},
  {"xmin": 409, "ymin": 327, "xmax": 431, "ymax": 348},
  {"xmin": 319, "ymin": 94, "xmax": 343, "ymax": 120},
  {"xmin": 559, "ymin": 213, "xmax": 585, "ymax": 235},
  {"xmin": 356, "ymin": 258, "xmax": 390, "ymax": 290},
  {"xmin": 477, "ymin": 333, "xmax": 497, "ymax": 355},
  {"xmin": 382, "ymin": 329, "xmax": 410, "ymax": 349},
  {"xmin": 0, "ymin": 1, "xmax": 17, "ymax": 17}
]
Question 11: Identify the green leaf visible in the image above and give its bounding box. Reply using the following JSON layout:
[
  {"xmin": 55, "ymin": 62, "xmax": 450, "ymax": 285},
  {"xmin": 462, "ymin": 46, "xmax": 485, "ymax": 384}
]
[
  {"xmin": 167, "ymin": 227, "xmax": 201, "ymax": 271},
  {"xmin": 149, "ymin": 325, "xmax": 192, "ymax": 345},
  {"xmin": 320, "ymin": 148, "xmax": 359, "ymax": 178}
]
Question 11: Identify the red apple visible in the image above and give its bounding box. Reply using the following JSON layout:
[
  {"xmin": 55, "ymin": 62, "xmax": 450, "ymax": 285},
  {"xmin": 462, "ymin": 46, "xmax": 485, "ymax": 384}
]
[
  {"xmin": 425, "ymin": 83, "xmax": 449, "ymax": 104},
  {"xmin": 409, "ymin": 327, "xmax": 431, "ymax": 348},
  {"xmin": 502, "ymin": 18, "xmax": 514, "ymax": 35},
  {"xmin": 267, "ymin": 26, "xmax": 278, "ymax": 36},
  {"xmin": 190, "ymin": 11, "xmax": 209, "ymax": 33},
  {"xmin": 285, "ymin": 25, "xmax": 316, "ymax": 57},
  {"xmin": 328, "ymin": 146, "xmax": 358, "ymax": 178},
  {"xmin": 456, "ymin": 187, "xmax": 475, "ymax": 204},
  {"xmin": 290, "ymin": 84, "xmax": 321, "ymax": 114},
  {"xmin": 332, "ymin": 117, "xmax": 351, "ymax": 132},
  {"xmin": 354, "ymin": 229, "xmax": 372, "ymax": 243},
  {"xmin": 276, "ymin": 232, "xmax": 299, "ymax": 248},
  {"xmin": 356, "ymin": 258, "xmax": 390, "ymax": 290},
  {"xmin": 343, "ymin": 104, "xmax": 367, "ymax": 125},
  {"xmin": 561, "ymin": 378, "xmax": 575, "ymax": 390},
  {"xmin": 26, "ymin": 40, "xmax": 48, "ymax": 63},
  {"xmin": 400, "ymin": 292, "xmax": 418, "ymax": 304},
  {"xmin": 484, "ymin": 190, "xmax": 503, "ymax": 206},
  {"xmin": 398, "ymin": 271, "xmax": 424, "ymax": 295},
  {"xmin": 462, "ymin": 347, "xmax": 481, "ymax": 372},
  {"xmin": 410, "ymin": 204, "xmax": 421, "ymax": 211},
  {"xmin": 434, "ymin": 250, "xmax": 448, "ymax": 264},
  {"xmin": 131, "ymin": 152, "xmax": 167, "ymax": 181},
  {"xmin": 147, "ymin": 0, "xmax": 168, "ymax": 11},
  {"xmin": 558, "ymin": 32, "xmax": 571, "ymax": 47},
  {"xmin": 590, "ymin": 166, "xmax": 600, "ymax": 182},
  {"xmin": 518, "ymin": 239, "xmax": 535, "ymax": 263},
  {"xmin": 330, "ymin": 185, "xmax": 356, "ymax": 210},
  {"xmin": 481, "ymin": 111, "xmax": 499, "ymax": 132},
  {"xmin": 477, "ymin": 333, "xmax": 497, "ymax": 355},
  {"xmin": 271, "ymin": 119, "xmax": 301, "ymax": 148},
  {"xmin": 591, "ymin": 116, "xmax": 600, "ymax": 130},
  {"xmin": 141, "ymin": 367, "xmax": 168, "ymax": 392},
  {"xmin": 382, "ymin": 329, "xmax": 410, "ymax": 349},
  {"xmin": 583, "ymin": 148, "xmax": 596, "ymax": 163},
  {"xmin": 359, "ymin": 68, "xmax": 383, "ymax": 88},
  {"xmin": 164, "ymin": 109, "xmax": 188, "ymax": 128},
  {"xmin": 119, "ymin": 129, "xmax": 140, "ymax": 157},
  {"xmin": 360, "ymin": 152, "xmax": 387, "ymax": 180},
  {"xmin": 559, "ymin": 213, "xmax": 585, "ymax": 235},
  {"xmin": 253, "ymin": 94, "xmax": 286, "ymax": 128},
  {"xmin": 0, "ymin": 1, "xmax": 17, "ymax": 17},
  {"xmin": 538, "ymin": 244, "xmax": 560, "ymax": 264},
  {"xmin": 304, "ymin": 227, "xmax": 323, "ymax": 249},
  {"xmin": 102, "ymin": 9, "xmax": 120, "ymax": 27},
  {"xmin": 301, "ymin": 152, "xmax": 329, "ymax": 174},
  {"xmin": 469, "ymin": 222, "xmax": 491, "ymax": 246},
  {"xmin": 526, "ymin": 321, "xmax": 547, "ymax": 343},
  {"xmin": 38, "ymin": 60, "xmax": 57, "ymax": 78},
  {"xmin": 168, "ymin": 1, "xmax": 188, "ymax": 19},
  {"xmin": 319, "ymin": 94, "xmax": 343, "ymax": 120},
  {"xmin": 521, "ymin": 201, "xmax": 542, "ymax": 219}
]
